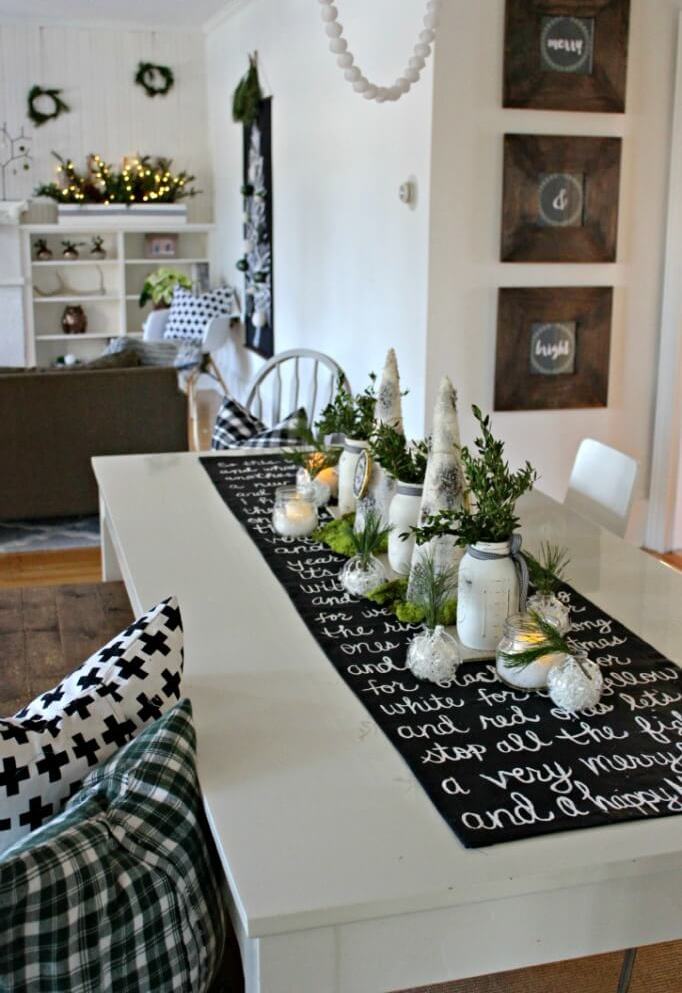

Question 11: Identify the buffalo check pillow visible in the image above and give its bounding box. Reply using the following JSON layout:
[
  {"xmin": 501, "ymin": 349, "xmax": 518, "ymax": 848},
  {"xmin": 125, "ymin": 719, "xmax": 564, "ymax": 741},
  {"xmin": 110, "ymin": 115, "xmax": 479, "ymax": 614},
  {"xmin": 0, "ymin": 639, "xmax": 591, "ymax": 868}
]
[
  {"xmin": 0, "ymin": 596, "xmax": 184, "ymax": 855},
  {"xmin": 163, "ymin": 285, "xmax": 236, "ymax": 343},
  {"xmin": 211, "ymin": 397, "xmax": 308, "ymax": 450},
  {"xmin": 0, "ymin": 700, "xmax": 227, "ymax": 993}
]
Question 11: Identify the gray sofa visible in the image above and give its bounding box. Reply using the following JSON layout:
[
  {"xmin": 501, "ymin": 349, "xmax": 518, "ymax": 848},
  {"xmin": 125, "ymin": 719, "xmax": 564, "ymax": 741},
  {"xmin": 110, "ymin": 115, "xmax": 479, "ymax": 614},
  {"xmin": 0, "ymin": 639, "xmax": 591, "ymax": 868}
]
[{"xmin": 0, "ymin": 365, "xmax": 188, "ymax": 519}]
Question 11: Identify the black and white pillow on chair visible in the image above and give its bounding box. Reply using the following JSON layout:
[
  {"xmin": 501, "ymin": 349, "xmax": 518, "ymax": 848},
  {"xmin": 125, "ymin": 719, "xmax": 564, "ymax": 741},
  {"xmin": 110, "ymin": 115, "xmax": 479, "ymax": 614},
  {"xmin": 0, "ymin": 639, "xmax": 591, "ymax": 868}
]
[
  {"xmin": 0, "ymin": 596, "xmax": 184, "ymax": 855},
  {"xmin": 163, "ymin": 286, "xmax": 236, "ymax": 343}
]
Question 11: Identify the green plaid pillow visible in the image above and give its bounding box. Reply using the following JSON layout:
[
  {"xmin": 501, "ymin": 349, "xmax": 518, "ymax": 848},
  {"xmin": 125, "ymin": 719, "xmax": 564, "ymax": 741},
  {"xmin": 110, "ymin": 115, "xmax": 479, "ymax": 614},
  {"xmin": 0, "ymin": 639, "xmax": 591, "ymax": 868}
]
[{"xmin": 0, "ymin": 699, "xmax": 228, "ymax": 993}]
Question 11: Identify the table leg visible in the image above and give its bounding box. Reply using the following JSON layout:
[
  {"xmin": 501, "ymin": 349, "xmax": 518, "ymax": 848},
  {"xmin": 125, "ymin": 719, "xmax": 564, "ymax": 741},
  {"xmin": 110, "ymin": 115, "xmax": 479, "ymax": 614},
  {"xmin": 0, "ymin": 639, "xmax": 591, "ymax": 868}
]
[
  {"xmin": 99, "ymin": 496, "xmax": 122, "ymax": 582},
  {"xmin": 617, "ymin": 949, "xmax": 638, "ymax": 993},
  {"xmin": 238, "ymin": 929, "xmax": 338, "ymax": 993}
]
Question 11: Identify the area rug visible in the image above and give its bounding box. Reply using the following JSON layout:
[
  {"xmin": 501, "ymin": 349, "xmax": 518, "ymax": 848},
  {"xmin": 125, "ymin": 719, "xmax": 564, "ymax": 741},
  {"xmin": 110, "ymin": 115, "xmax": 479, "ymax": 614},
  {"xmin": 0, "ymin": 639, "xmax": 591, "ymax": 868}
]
[{"xmin": 0, "ymin": 516, "xmax": 100, "ymax": 554}]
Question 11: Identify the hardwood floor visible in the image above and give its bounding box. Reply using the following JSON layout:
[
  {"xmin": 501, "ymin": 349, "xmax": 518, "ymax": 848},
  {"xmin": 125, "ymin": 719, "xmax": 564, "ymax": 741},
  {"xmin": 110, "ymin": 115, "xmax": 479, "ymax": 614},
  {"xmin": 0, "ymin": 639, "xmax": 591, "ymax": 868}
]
[{"xmin": 0, "ymin": 547, "xmax": 102, "ymax": 589}]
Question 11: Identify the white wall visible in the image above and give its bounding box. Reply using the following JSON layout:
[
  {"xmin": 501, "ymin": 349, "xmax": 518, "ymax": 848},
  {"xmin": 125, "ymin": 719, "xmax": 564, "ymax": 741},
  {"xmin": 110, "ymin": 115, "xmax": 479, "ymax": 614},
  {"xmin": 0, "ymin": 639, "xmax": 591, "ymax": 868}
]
[
  {"xmin": 205, "ymin": 0, "xmax": 433, "ymax": 437},
  {"xmin": 0, "ymin": 21, "xmax": 211, "ymax": 220},
  {"xmin": 426, "ymin": 0, "xmax": 680, "ymax": 543}
]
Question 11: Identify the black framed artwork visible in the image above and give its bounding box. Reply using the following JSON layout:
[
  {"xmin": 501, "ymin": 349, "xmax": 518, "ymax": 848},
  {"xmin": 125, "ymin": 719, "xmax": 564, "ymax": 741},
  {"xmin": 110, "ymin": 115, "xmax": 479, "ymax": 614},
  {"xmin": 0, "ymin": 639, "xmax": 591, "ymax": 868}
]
[
  {"xmin": 501, "ymin": 133, "xmax": 622, "ymax": 262},
  {"xmin": 494, "ymin": 286, "xmax": 612, "ymax": 411},
  {"xmin": 503, "ymin": 0, "xmax": 631, "ymax": 113},
  {"xmin": 242, "ymin": 97, "xmax": 274, "ymax": 358}
]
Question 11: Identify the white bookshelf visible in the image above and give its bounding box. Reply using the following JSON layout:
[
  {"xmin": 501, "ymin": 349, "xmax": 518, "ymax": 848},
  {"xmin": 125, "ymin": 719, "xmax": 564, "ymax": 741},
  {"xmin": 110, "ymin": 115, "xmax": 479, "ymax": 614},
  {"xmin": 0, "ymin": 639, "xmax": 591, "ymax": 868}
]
[{"xmin": 21, "ymin": 221, "xmax": 212, "ymax": 365}]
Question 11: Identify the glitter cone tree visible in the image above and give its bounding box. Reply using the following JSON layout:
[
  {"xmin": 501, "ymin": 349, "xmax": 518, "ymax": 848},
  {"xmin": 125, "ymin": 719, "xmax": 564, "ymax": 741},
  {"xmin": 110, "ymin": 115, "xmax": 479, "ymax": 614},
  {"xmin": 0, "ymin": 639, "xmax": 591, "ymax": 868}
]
[{"xmin": 355, "ymin": 348, "xmax": 403, "ymax": 531}]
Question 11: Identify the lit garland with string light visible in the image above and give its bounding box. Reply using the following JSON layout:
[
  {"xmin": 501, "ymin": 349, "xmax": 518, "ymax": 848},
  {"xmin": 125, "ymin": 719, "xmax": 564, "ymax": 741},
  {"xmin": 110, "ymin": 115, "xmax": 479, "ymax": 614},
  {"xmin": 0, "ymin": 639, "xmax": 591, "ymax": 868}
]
[{"xmin": 33, "ymin": 151, "xmax": 198, "ymax": 205}]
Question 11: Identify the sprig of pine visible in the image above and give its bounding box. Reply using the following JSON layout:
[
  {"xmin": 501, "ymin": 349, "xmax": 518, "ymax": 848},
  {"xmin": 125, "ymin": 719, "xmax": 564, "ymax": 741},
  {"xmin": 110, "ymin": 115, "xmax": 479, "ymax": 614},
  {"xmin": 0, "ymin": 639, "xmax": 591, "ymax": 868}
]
[
  {"xmin": 342, "ymin": 508, "xmax": 391, "ymax": 568},
  {"xmin": 524, "ymin": 542, "xmax": 570, "ymax": 595},
  {"xmin": 413, "ymin": 405, "xmax": 538, "ymax": 547},
  {"xmin": 408, "ymin": 552, "xmax": 458, "ymax": 630},
  {"xmin": 499, "ymin": 611, "xmax": 595, "ymax": 680},
  {"xmin": 369, "ymin": 423, "xmax": 429, "ymax": 484}
]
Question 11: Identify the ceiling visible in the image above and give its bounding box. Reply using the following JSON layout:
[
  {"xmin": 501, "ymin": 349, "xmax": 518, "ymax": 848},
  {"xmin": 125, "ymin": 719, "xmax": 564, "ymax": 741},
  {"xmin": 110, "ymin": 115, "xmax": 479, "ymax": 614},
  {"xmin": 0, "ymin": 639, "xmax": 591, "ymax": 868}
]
[{"xmin": 0, "ymin": 0, "xmax": 232, "ymax": 29}]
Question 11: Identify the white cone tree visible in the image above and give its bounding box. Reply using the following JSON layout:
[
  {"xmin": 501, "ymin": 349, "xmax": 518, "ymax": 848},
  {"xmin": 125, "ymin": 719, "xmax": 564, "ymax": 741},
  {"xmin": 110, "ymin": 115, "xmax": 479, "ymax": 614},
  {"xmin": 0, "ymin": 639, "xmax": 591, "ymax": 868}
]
[
  {"xmin": 407, "ymin": 376, "xmax": 465, "ymax": 598},
  {"xmin": 355, "ymin": 348, "xmax": 403, "ymax": 531}
]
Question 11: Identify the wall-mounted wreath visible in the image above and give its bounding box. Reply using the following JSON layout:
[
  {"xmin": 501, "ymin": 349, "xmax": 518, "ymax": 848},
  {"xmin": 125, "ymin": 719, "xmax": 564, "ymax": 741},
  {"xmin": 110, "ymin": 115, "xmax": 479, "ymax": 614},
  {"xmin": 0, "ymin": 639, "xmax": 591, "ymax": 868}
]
[
  {"xmin": 27, "ymin": 86, "xmax": 70, "ymax": 127},
  {"xmin": 135, "ymin": 62, "xmax": 174, "ymax": 97}
]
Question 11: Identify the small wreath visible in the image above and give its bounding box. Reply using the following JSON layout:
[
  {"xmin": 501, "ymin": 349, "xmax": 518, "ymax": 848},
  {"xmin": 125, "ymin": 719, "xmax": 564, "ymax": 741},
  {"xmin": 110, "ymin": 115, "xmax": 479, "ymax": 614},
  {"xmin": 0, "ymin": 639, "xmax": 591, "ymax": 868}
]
[
  {"xmin": 27, "ymin": 86, "xmax": 70, "ymax": 127},
  {"xmin": 135, "ymin": 62, "xmax": 174, "ymax": 98}
]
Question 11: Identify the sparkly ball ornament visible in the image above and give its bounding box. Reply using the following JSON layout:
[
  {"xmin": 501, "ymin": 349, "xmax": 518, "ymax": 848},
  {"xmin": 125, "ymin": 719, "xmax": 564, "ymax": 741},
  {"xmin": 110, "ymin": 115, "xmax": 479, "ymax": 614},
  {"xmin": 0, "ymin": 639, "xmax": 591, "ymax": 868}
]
[
  {"xmin": 547, "ymin": 654, "xmax": 604, "ymax": 712},
  {"xmin": 407, "ymin": 625, "xmax": 461, "ymax": 684},
  {"xmin": 319, "ymin": 0, "xmax": 440, "ymax": 104}
]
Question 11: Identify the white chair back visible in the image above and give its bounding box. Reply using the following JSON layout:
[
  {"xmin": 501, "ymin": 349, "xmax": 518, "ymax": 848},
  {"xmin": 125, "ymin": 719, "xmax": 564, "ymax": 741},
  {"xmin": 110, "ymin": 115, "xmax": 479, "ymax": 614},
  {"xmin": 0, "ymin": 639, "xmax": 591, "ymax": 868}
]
[
  {"xmin": 565, "ymin": 438, "xmax": 639, "ymax": 537},
  {"xmin": 245, "ymin": 349, "xmax": 349, "ymax": 428}
]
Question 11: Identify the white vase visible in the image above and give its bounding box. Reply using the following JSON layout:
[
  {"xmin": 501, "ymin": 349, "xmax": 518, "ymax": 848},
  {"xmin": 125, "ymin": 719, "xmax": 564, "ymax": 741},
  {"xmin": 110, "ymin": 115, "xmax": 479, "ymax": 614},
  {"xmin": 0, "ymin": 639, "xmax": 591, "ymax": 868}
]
[
  {"xmin": 355, "ymin": 464, "xmax": 396, "ymax": 532},
  {"xmin": 388, "ymin": 482, "xmax": 423, "ymax": 575},
  {"xmin": 337, "ymin": 438, "xmax": 368, "ymax": 516},
  {"xmin": 457, "ymin": 541, "xmax": 520, "ymax": 651},
  {"xmin": 142, "ymin": 308, "xmax": 169, "ymax": 342}
]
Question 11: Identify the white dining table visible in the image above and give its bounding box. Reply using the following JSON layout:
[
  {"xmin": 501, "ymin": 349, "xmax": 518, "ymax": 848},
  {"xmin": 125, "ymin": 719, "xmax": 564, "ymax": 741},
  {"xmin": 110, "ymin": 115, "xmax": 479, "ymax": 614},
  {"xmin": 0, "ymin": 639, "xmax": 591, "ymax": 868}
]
[{"xmin": 92, "ymin": 450, "xmax": 682, "ymax": 993}]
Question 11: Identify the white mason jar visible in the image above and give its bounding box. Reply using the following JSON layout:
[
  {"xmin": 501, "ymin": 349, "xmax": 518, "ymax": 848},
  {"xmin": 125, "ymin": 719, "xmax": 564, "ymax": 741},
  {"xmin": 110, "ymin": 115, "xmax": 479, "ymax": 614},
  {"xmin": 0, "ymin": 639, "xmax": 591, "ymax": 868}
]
[
  {"xmin": 388, "ymin": 481, "xmax": 423, "ymax": 575},
  {"xmin": 457, "ymin": 540, "xmax": 520, "ymax": 651},
  {"xmin": 337, "ymin": 438, "xmax": 368, "ymax": 516},
  {"xmin": 355, "ymin": 464, "xmax": 396, "ymax": 532}
]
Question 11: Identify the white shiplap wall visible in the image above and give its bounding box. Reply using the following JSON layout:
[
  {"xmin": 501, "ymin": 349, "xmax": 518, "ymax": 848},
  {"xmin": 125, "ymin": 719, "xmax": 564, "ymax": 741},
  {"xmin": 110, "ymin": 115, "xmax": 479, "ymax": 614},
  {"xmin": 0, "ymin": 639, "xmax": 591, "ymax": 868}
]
[{"xmin": 0, "ymin": 22, "xmax": 212, "ymax": 220}]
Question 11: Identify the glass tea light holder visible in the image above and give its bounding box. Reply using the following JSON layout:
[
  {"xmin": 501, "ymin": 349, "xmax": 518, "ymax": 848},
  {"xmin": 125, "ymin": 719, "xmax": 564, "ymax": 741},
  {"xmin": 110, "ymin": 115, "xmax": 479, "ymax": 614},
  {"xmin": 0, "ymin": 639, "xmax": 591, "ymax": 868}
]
[
  {"xmin": 272, "ymin": 486, "xmax": 319, "ymax": 538},
  {"xmin": 495, "ymin": 612, "xmax": 567, "ymax": 691}
]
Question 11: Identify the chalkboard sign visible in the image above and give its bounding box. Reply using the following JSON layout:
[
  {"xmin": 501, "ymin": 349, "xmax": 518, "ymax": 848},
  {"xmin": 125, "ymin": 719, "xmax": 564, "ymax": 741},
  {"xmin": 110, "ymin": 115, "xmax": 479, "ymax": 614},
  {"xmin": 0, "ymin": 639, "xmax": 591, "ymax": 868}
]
[
  {"xmin": 540, "ymin": 16, "xmax": 595, "ymax": 75},
  {"xmin": 538, "ymin": 172, "xmax": 585, "ymax": 228},
  {"xmin": 530, "ymin": 321, "xmax": 576, "ymax": 376}
]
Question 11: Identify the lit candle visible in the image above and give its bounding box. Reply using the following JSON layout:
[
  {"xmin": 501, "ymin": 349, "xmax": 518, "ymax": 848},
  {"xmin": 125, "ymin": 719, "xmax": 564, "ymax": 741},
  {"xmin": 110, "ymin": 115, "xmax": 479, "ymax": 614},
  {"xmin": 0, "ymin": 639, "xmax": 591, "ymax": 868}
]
[
  {"xmin": 272, "ymin": 487, "xmax": 318, "ymax": 538},
  {"xmin": 495, "ymin": 614, "xmax": 566, "ymax": 691},
  {"xmin": 314, "ymin": 465, "xmax": 338, "ymax": 498}
]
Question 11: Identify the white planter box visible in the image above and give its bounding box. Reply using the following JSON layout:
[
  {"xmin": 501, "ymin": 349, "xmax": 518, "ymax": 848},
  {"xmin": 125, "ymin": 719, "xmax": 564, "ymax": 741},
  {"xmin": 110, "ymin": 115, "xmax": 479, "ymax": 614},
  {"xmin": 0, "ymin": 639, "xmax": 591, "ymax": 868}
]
[{"xmin": 58, "ymin": 203, "xmax": 187, "ymax": 225}]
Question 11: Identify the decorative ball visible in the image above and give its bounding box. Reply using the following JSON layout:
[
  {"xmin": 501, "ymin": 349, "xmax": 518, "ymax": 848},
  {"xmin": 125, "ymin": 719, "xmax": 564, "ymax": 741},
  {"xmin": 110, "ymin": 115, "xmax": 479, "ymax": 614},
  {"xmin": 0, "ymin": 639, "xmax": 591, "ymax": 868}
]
[
  {"xmin": 320, "ymin": 4, "xmax": 338, "ymax": 21},
  {"xmin": 353, "ymin": 77, "xmax": 370, "ymax": 92},
  {"xmin": 318, "ymin": 0, "xmax": 333, "ymax": 4},
  {"xmin": 375, "ymin": 87, "xmax": 389, "ymax": 102},
  {"xmin": 363, "ymin": 84, "xmax": 378, "ymax": 100},
  {"xmin": 420, "ymin": 28, "xmax": 436, "ymax": 43},
  {"xmin": 345, "ymin": 66, "xmax": 361, "ymax": 82},
  {"xmin": 423, "ymin": 12, "xmax": 439, "ymax": 29},
  {"xmin": 329, "ymin": 38, "xmax": 347, "ymax": 53},
  {"xmin": 337, "ymin": 52, "xmax": 354, "ymax": 68},
  {"xmin": 407, "ymin": 626, "xmax": 461, "ymax": 684},
  {"xmin": 386, "ymin": 86, "xmax": 402, "ymax": 101},
  {"xmin": 409, "ymin": 55, "xmax": 426, "ymax": 70},
  {"xmin": 325, "ymin": 21, "xmax": 342, "ymax": 37},
  {"xmin": 395, "ymin": 77, "xmax": 411, "ymax": 93},
  {"xmin": 404, "ymin": 67, "xmax": 420, "ymax": 83},
  {"xmin": 547, "ymin": 656, "xmax": 604, "ymax": 713},
  {"xmin": 414, "ymin": 42, "xmax": 431, "ymax": 58},
  {"xmin": 236, "ymin": 258, "xmax": 249, "ymax": 272}
]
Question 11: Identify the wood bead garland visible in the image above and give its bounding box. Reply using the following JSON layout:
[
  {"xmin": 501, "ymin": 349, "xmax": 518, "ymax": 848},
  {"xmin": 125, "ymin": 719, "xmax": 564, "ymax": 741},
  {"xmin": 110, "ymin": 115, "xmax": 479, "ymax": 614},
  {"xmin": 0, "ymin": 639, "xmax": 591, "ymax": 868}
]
[{"xmin": 319, "ymin": 0, "xmax": 440, "ymax": 103}]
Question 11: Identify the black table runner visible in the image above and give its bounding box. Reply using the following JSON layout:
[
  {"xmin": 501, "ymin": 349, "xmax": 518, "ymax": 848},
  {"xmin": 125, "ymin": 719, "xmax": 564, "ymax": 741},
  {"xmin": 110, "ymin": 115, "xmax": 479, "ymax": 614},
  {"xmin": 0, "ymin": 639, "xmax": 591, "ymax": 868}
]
[{"xmin": 202, "ymin": 454, "xmax": 682, "ymax": 848}]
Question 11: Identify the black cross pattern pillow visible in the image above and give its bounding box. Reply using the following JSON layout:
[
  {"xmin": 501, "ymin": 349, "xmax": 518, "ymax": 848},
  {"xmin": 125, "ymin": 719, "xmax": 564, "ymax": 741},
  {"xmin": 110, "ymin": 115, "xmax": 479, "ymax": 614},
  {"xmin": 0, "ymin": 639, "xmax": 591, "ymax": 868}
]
[
  {"xmin": 0, "ymin": 596, "xmax": 184, "ymax": 855},
  {"xmin": 163, "ymin": 285, "xmax": 236, "ymax": 343},
  {"xmin": 240, "ymin": 407, "xmax": 308, "ymax": 449}
]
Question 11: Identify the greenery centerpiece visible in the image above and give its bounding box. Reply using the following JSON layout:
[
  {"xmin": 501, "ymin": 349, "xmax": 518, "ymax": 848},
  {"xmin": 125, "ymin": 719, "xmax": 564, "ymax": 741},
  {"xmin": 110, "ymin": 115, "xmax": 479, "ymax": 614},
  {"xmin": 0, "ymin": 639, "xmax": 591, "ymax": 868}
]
[
  {"xmin": 413, "ymin": 405, "xmax": 538, "ymax": 652},
  {"xmin": 322, "ymin": 376, "xmax": 378, "ymax": 516},
  {"xmin": 368, "ymin": 423, "xmax": 428, "ymax": 485},
  {"xmin": 339, "ymin": 509, "xmax": 391, "ymax": 597},
  {"xmin": 283, "ymin": 417, "xmax": 342, "ymax": 506},
  {"xmin": 34, "ymin": 152, "xmax": 198, "ymax": 205}
]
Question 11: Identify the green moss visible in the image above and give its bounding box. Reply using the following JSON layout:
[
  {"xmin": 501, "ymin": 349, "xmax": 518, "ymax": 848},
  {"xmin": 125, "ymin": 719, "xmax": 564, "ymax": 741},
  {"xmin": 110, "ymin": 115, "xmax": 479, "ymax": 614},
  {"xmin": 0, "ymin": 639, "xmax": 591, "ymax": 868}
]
[
  {"xmin": 312, "ymin": 513, "xmax": 389, "ymax": 557},
  {"xmin": 395, "ymin": 601, "xmax": 426, "ymax": 624},
  {"xmin": 312, "ymin": 514, "xmax": 357, "ymax": 557},
  {"xmin": 366, "ymin": 578, "xmax": 408, "ymax": 607}
]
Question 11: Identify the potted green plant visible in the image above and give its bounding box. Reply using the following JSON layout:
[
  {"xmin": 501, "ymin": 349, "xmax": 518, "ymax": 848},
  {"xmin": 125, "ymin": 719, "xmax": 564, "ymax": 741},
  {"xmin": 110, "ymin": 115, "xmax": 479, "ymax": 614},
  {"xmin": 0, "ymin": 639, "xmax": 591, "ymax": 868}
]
[
  {"xmin": 317, "ymin": 377, "xmax": 376, "ymax": 516},
  {"xmin": 139, "ymin": 267, "xmax": 192, "ymax": 309},
  {"xmin": 405, "ymin": 553, "xmax": 461, "ymax": 683},
  {"xmin": 413, "ymin": 405, "xmax": 538, "ymax": 651},
  {"xmin": 524, "ymin": 542, "xmax": 571, "ymax": 633},
  {"xmin": 283, "ymin": 416, "xmax": 341, "ymax": 505},
  {"xmin": 339, "ymin": 509, "xmax": 391, "ymax": 597},
  {"xmin": 369, "ymin": 422, "xmax": 428, "ymax": 575}
]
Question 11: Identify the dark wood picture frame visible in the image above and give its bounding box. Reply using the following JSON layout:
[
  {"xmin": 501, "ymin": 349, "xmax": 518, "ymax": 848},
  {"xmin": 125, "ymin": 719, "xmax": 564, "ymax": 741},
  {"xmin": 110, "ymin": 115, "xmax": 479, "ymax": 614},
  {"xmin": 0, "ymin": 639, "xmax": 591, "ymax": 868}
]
[
  {"xmin": 504, "ymin": 0, "xmax": 630, "ymax": 113},
  {"xmin": 501, "ymin": 134, "xmax": 621, "ymax": 262},
  {"xmin": 494, "ymin": 286, "xmax": 612, "ymax": 411}
]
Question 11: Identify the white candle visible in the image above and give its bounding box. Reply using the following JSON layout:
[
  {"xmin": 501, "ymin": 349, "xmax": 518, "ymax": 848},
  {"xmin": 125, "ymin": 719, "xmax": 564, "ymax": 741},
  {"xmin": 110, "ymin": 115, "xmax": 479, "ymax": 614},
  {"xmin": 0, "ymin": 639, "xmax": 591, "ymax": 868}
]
[{"xmin": 272, "ymin": 495, "xmax": 318, "ymax": 537}]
